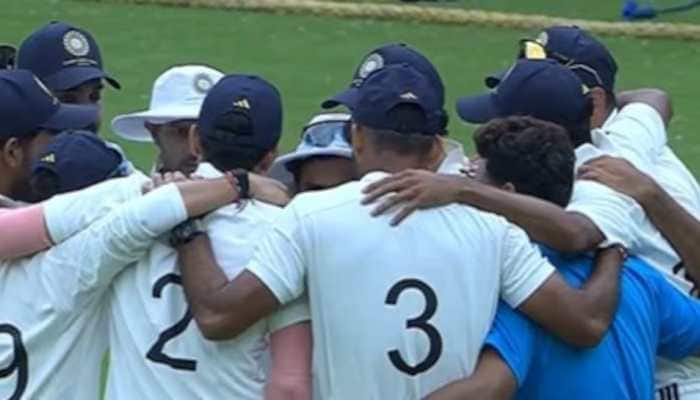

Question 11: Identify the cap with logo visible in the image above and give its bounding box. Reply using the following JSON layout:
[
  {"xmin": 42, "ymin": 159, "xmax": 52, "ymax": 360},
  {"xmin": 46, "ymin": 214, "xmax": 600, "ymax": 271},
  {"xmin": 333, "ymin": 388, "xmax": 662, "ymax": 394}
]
[
  {"xmin": 32, "ymin": 130, "xmax": 128, "ymax": 195},
  {"xmin": 268, "ymin": 113, "xmax": 352, "ymax": 188},
  {"xmin": 485, "ymin": 26, "xmax": 617, "ymax": 93},
  {"xmin": 0, "ymin": 69, "xmax": 99, "ymax": 138},
  {"xmin": 112, "ymin": 64, "xmax": 224, "ymax": 142},
  {"xmin": 198, "ymin": 74, "xmax": 282, "ymax": 154},
  {"xmin": 351, "ymin": 64, "xmax": 443, "ymax": 135},
  {"xmin": 17, "ymin": 21, "xmax": 120, "ymax": 92},
  {"xmin": 322, "ymin": 43, "xmax": 445, "ymax": 110},
  {"xmin": 458, "ymin": 59, "xmax": 590, "ymax": 126}
]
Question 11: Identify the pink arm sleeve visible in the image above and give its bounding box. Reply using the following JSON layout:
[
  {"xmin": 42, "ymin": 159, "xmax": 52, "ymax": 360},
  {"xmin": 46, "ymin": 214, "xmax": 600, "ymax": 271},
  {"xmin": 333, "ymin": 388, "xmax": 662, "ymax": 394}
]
[
  {"xmin": 265, "ymin": 321, "xmax": 312, "ymax": 400},
  {"xmin": 0, "ymin": 205, "xmax": 53, "ymax": 260}
]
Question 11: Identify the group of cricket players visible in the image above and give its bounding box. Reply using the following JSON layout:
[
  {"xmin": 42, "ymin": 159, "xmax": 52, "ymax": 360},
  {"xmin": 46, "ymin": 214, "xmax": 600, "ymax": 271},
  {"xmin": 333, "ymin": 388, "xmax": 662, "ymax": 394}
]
[{"xmin": 0, "ymin": 17, "xmax": 700, "ymax": 400}]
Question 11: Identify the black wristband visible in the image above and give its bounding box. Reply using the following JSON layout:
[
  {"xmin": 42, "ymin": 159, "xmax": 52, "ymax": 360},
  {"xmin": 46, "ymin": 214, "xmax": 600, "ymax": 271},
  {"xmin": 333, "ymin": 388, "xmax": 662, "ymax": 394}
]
[
  {"xmin": 233, "ymin": 169, "xmax": 250, "ymax": 199},
  {"xmin": 169, "ymin": 219, "xmax": 205, "ymax": 248}
]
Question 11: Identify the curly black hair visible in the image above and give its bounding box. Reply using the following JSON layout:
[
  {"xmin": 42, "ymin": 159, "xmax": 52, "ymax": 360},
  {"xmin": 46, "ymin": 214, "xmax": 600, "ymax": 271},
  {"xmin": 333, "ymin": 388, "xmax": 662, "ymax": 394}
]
[{"xmin": 474, "ymin": 116, "xmax": 576, "ymax": 207}]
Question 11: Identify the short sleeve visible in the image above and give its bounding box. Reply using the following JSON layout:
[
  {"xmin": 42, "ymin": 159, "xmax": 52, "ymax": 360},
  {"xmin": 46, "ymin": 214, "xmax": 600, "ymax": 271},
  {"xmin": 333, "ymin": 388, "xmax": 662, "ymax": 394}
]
[
  {"xmin": 603, "ymin": 103, "xmax": 666, "ymax": 167},
  {"xmin": 499, "ymin": 224, "xmax": 555, "ymax": 308},
  {"xmin": 566, "ymin": 180, "xmax": 644, "ymax": 249},
  {"xmin": 246, "ymin": 202, "xmax": 308, "ymax": 305},
  {"xmin": 484, "ymin": 301, "xmax": 538, "ymax": 387},
  {"xmin": 656, "ymin": 276, "xmax": 700, "ymax": 359},
  {"xmin": 267, "ymin": 295, "xmax": 311, "ymax": 333}
]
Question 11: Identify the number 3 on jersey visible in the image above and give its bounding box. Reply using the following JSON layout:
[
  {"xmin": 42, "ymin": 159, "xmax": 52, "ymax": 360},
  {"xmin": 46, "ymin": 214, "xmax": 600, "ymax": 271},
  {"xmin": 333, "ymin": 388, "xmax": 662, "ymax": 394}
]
[
  {"xmin": 146, "ymin": 273, "xmax": 197, "ymax": 371},
  {"xmin": 385, "ymin": 279, "xmax": 443, "ymax": 376}
]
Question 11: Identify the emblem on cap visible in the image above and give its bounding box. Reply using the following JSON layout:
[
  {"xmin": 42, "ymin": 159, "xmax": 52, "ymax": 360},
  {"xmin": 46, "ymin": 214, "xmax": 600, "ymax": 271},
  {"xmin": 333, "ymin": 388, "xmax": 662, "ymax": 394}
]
[
  {"xmin": 63, "ymin": 30, "xmax": 90, "ymax": 57},
  {"xmin": 193, "ymin": 73, "xmax": 214, "ymax": 94},
  {"xmin": 536, "ymin": 31, "xmax": 549, "ymax": 47},
  {"xmin": 358, "ymin": 53, "xmax": 384, "ymax": 79},
  {"xmin": 400, "ymin": 91, "xmax": 418, "ymax": 100},
  {"xmin": 41, "ymin": 153, "xmax": 56, "ymax": 163},
  {"xmin": 233, "ymin": 98, "xmax": 251, "ymax": 110}
]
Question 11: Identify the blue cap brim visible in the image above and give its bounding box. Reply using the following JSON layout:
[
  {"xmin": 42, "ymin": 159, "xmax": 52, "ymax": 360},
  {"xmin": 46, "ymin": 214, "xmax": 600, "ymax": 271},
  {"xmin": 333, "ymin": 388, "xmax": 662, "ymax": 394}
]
[
  {"xmin": 40, "ymin": 103, "xmax": 99, "ymax": 132},
  {"xmin": 44, "ymin": 66, "xmax": 121, "ymax": 91},
  {"xmin": 321, "ymin": 87, "xmax": 360, "ymax": 110},
  {"xmin": 484, "ymin": 69, "xmax": 507, "ymax": 89},
  {"xmin": 456, "ymin": 94, "xmax": 500, "ymax": 124}
]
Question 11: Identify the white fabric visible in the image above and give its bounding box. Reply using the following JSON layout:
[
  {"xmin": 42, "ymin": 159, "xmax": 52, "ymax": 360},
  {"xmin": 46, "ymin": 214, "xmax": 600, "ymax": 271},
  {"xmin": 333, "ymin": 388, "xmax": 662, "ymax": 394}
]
[
  {"xmin": 111, "ymin": 65, "xmax": 224, "ymax": 142},
  {"xmin": 246, "ymin": 171, "xmax": 554, "ymax": 399},
  {"xmin": 105, "ymin": 162, "xmax": 310, "ymax": 400},
  {"xmin": 437, "ymin": 138, "xmax": 470, "ymax": 174},
  {"xmin": 598, "ymin": 104, "xmax": 700, "ymax": 389},
  {"xmin": 0, "ymin": 184, "xmax": 188, "ymax": 399}
]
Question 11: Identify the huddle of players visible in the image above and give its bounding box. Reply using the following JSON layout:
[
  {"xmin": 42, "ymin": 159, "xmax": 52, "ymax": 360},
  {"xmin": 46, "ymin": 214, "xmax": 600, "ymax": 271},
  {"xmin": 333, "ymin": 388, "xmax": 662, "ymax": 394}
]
[{"xmin": 2, "ymin": 19, "xmax": 700, "ymax": 400}]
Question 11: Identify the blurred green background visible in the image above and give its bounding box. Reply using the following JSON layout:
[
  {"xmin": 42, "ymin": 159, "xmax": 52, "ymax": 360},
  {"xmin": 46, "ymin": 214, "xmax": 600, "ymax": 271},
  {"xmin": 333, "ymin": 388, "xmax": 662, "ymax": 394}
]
[{"xmin": 3, "ymin": 0, "xmax": 700, "ymax": 174}]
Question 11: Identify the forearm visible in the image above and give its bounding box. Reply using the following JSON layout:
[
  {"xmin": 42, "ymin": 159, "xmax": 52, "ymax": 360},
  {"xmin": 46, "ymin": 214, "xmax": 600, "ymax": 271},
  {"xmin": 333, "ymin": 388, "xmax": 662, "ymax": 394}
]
[
  {"xmin": 0, "ymin": 205, "xmax": 52, "ymax": 259},
  {"xmin": 425, "ymin": 349, "xmax": 515, "ymax": 400},
  {"xmin": 639, "ymin": 184, "xmax": 700, "ymax": 280},
  {"xmin": 455, "ymin": 182, "xmax": 602, "ymax": 252},
  {"xmin": 266, "ymin": 322, "xmax": 312, "ymax": 400},
  {"xmin": 616, "ymin": 88, "xmax": 672, "ymax": 125}
]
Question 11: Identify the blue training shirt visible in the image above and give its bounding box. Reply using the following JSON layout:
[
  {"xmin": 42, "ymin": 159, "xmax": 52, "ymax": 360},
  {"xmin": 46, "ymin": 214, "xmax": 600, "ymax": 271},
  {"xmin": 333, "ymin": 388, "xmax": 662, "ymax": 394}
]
[{"xmin": 485, "ymin": 248, "xmax": 700, "ymax": 400}]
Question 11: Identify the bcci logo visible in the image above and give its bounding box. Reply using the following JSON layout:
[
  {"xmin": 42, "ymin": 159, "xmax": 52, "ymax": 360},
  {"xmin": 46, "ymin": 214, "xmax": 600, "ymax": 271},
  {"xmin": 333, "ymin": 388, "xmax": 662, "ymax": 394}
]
[
  {"xmin": 358, "ymin": 53, "xmax": 384, "ymax": 79},
  {"xmin": 63, "ymin": 31, "xmax": 90, "ymax": 57},
  {"xmin": 193, "ymin": 74, "xmax": 214, "ymax": 94}
]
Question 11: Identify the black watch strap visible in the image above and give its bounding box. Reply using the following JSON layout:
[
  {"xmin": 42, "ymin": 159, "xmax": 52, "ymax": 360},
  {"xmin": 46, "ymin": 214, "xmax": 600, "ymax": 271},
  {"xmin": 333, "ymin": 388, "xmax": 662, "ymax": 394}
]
[{"xmin": 169, "ymin": 219, "xmax": 205, "ymax": 247}]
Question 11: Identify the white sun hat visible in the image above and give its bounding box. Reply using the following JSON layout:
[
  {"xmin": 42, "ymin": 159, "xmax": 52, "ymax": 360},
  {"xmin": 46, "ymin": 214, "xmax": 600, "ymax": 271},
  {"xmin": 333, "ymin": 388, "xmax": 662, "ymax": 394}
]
[
  {"xmin": 269, "ymin": 112, "xmax": 353, "ymax": 189},
  {"xmin": 112, "ymin": 64, "xmax": 224, "ymax": 142}
]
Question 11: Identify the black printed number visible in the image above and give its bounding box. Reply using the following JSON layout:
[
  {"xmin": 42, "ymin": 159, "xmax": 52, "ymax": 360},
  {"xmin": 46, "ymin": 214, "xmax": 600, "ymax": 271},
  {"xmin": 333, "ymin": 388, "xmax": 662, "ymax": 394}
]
[
  {"xmin": 146, "ymin": 274, "xmax": 197, "ymax": 371},
  {"xmin": 673, "ymin": 262, "xmax": 700, "ymax": 298},
  {"xmin": 385, "ymin": 279, "xmax": 443, "ymax": 376},
  {"xmin": 0, "ymin": 324, "xmax": 28, "ymax": 400}
]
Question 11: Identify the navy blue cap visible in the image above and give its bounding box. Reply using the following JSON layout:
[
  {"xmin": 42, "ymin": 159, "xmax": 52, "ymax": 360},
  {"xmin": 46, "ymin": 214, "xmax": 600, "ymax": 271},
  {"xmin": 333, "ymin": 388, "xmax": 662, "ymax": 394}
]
[
  {"xmin": 486, "ymin": 26, "xmax": 617, "ymax": 92},
  {"xmin": 458, "ymin": 59, "xmax": 590, "ymax": 126},
  {"xmin": 0, "ymin": 69, "xmax": 99, "ymax": 138},
  {"xmin": 17, "ymin": 21, "xmax": 120, "ymax": 92},
  {"xmin": 352, "ymin": 64, "xmax": 443, "ymax": 135},
  {"xmin": 322, "ymin": 43, "xmax": 445, "ymax": 110},
  {"xmin": 198, "ymin": 74, "xmax": 282, "ymax": 152},
  {"xmin": 32, "ymin": 130, "xmax": 127, "ymax": 194}
]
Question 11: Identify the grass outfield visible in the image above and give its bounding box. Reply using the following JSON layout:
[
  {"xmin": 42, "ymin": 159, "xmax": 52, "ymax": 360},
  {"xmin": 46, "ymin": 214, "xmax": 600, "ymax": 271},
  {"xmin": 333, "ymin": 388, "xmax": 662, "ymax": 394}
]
[{"xmin": 4, "ymin": 0, "xmax": 700, "ymax": 174}]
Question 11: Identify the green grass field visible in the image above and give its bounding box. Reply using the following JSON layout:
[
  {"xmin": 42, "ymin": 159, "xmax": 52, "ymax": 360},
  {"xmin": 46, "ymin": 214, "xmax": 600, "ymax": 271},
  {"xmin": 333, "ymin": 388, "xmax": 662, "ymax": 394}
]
[{"xmin": 4, "ymin": 0, "xmax": 700, "ymax": 174}]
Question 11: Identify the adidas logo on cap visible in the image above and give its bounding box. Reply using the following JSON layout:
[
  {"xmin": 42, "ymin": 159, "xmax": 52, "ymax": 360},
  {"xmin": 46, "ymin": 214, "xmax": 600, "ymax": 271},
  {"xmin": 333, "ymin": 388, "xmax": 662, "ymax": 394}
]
[{"xmin": 233, "ymin": 98, "xmax": 251, "ymax": 110}]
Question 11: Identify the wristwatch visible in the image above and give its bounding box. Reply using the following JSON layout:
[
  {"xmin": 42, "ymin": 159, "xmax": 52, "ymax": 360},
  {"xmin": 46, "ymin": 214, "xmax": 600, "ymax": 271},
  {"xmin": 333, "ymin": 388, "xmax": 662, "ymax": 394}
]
[{"xmin": 169, "ymin": 219, "xmax": 205, "ymax": 248}]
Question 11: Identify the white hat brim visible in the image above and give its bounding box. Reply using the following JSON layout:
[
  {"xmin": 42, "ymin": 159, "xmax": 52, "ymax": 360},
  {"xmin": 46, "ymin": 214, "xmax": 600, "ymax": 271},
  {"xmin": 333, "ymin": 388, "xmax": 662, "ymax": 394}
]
[
  {"xmin": 111, "ymin": 105, "xmax": 201, "ymax": 142},
  {"xmin": 268, "ymin": 147, "xmax": 353, "ymax": 189}
]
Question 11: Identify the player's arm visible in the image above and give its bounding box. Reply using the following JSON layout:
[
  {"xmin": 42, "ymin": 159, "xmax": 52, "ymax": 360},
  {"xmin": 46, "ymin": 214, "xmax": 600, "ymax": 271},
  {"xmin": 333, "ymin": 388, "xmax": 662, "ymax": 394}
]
[
  {"xmin": 0, "ymin": 205, "xmax": 52, "ymax": 259},
  {"xmin": 501, "ymin": 226, "xmax": 625, "ymax": 347},
  {"xmin": 363, "ymin": 170, "xmax": 604, "ymax": 253},
  {"xmin": 266, "ymin": 300, "xmax": 312, "ymax": 400},
  {"xmin": 424, "ymin": 349, "xmax": 516, "ymax": 400},
  {"xmin": 616, "ymin": 88, "xmax": 672, "ymax": 127},
  {"xmin": 177, "ymin": 203, "xmax": 307, "ymax": 340},
  {"xmin": 580, "ymin": 156, "xmax": 700, "ymax": 283}
]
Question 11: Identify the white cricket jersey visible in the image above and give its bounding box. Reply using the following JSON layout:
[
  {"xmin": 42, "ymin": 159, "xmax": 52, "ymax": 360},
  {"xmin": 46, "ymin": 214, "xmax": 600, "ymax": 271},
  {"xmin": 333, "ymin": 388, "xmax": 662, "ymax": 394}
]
[
  {"xmin": 599, "ymin": 105, "xmax": 700, "ymax": 390},
  {"xmin": 0, "ymin": 184, "xmax": 188, "ymax": 400},
  {"xmin": 246, "ymin": 171, "xmax": 555, "ymax": 400},
  {"xmin": 438, "ymin": 138, "xmax": 470, "ymax": 174},
  {"xmin": 105, "ymin": 162, "xmax": 309, "ymax": 400}
]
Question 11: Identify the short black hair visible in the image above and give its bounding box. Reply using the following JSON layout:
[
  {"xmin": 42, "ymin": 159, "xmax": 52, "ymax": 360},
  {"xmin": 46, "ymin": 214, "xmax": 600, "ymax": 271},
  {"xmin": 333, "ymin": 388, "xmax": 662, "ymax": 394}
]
[
  {"xmin": 200, "ymin": 111, "xmax": 274, "ymax": 171},
  {"xmin": 474, "ymin": 116, "xmax": 576, "ymax": 207},
  {"xmin": 30, "ymin": 169, "xmax": 60, "ymax": 202},
  {"xmin": 363, "ymin": 103, "xmax": 438, "ymax": 157}
]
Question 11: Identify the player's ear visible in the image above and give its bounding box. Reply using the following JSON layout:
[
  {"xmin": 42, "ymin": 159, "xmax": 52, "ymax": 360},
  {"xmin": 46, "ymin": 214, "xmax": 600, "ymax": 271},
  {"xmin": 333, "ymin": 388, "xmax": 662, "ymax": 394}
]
[
  {"xmin": 253, "ymin": 147, "xmax": 277, "ymax": 175},
  {"xmin": 1, "ymin": 137, "xmax": 24, "ymax": 169},
  {"xmin": 188, "ymin": 124, "xmax": 203, "ymax": 159},
  {"xmin": 501, "ymin": 182, "xmax": 516, "ymax": 193},
  {"xmin": 588, "ymin": 87, "xmax": 608, "ymax": 129},
  {"xmin": 351, "ymin": 123, "xmax": 365, "ymax": 155}
]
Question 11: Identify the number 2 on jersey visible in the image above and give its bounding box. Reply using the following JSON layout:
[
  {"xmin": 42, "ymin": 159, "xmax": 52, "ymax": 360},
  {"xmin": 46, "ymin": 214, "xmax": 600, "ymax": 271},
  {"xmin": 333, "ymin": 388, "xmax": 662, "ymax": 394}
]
[
  {"xmin": 146, "ymin": 274, "xmax": 197, "ymax": 371},
  {"xmin": 0, "ymin": 323, "xmax": 28, "ymax": 400},
  {"xmin": 385, "ymin": 279, "xmax": 443, "ymax": 376}
]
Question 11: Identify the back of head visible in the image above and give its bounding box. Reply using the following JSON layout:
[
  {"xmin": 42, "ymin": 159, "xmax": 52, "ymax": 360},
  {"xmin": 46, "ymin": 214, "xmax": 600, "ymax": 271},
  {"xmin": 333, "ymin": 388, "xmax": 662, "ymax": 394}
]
[
  {"xmin": 31, "ymin": 130, "xmax": 127, "ymax": 201},
  {"xmin": 474, "ymin": 116, "xmax": 575, "ymax": 207},
  {"xmin": 197, "ymin": 74, "xmax": 282, "ymax": 172}
]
